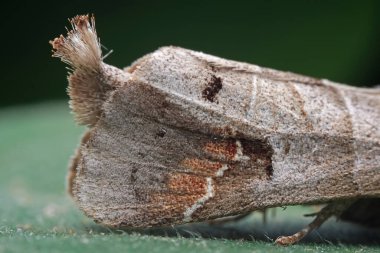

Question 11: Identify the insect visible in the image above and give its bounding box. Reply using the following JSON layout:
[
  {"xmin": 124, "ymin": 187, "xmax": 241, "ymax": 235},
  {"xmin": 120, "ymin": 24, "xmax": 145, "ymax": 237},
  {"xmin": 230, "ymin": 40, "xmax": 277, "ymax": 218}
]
[{"xmin": 50, "ymin": 15, "xmax": 380, "ymax": 245}]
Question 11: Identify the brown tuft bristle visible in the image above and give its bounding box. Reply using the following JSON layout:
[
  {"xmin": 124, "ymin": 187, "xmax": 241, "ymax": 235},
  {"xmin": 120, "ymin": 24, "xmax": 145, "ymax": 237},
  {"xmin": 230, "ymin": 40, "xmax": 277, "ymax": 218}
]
[
  {"xmin": 49, "ymin": 35, "xmax": 64, "ymax": 50},
  {"xmin": 50, "ymin": 14, "xmax": 105, "ymax": 126},
  {"xmin": 73, "ymin": 15, "xmax": 89, "ymax": 28},
  {"xmin": 50, "ymin": 14, "xmax": 101, "ymax": 71}
]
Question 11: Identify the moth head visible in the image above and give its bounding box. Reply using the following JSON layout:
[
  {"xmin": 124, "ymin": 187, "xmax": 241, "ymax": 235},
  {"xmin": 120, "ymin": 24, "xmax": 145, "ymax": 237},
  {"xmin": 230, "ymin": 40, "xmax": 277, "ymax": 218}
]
[{"xmin": 50, "ymin": 15, "xmax": 127, "ymax": 127}]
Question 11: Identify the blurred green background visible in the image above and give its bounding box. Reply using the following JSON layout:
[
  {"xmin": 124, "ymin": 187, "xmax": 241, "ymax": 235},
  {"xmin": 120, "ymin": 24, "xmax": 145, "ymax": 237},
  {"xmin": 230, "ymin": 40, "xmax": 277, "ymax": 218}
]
[
  {"xmin": 1, "ymin": 0, "xmax": 379, "ymax": 108},
  {"xmin": 1, "ymin": 1, "xmax": 380, "ymax": 252}
]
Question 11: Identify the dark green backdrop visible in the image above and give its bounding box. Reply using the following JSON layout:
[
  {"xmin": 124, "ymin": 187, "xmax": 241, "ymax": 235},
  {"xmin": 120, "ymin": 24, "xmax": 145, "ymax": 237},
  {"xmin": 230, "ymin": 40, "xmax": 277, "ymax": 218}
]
[{"xmin": 2, "ymin": 0, "xmax": 379, "ymax": 108}]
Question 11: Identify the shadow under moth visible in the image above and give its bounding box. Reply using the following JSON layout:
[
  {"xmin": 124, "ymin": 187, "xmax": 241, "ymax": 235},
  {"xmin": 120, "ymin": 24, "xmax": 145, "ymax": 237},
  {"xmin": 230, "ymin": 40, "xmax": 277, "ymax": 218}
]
[{"xmin": 50, "ymin": 15, "xmax": 380, "ymax": 245}]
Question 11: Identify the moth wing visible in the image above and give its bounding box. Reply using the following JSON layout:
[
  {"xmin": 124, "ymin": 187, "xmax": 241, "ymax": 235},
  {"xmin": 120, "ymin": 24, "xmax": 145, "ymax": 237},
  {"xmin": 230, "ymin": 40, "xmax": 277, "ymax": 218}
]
[{"xmin": 69, "ymin": 78, "xmax": 276, "ymax": 227}]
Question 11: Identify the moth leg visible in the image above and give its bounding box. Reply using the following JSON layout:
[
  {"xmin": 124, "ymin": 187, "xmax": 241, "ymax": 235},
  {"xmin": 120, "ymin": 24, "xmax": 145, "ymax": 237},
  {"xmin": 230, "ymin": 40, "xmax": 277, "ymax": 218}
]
[
  {"xmin": 208, "ymin": 212, "xmax": 252, "ymax": 225},
  {"xmin": 261, "ymin": 208, "xmax": 277, "ymax": 224},
  {"xmin": 209, "ymin": 208, "xmax": 272, "ymax": 226},
  {"xmin": 275, "ymin": 200, "xmax": 354, "ymax": 246}
]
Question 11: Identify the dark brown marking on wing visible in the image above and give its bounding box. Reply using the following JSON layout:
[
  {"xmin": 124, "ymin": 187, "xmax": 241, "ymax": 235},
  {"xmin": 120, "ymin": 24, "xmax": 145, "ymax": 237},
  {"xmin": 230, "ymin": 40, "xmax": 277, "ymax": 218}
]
[
  {"xmin": 283, "ymin": 140, "xmax": 291, "ymax": 155},
  {"xmin": 202, "ymin": 75, "xmax": 223, "ymax": 102},
  {"xmin": 288, "ymin": 82, "xmax": 314, "ymax": 130},
  {"xmin": 130, "ymin": 167, "xmax": 138, "ymax": 183},
  {"xmin": 240, "ymin": 138, "xmax": 274, "ymax": 180},
  {"xmin": 155, "ymin": 128, "xmax": 167, "ymax": 138}
]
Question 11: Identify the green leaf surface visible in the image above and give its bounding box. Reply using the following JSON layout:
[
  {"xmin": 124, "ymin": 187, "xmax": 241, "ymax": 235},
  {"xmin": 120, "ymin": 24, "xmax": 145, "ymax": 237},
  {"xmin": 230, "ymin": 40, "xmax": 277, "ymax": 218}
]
[{"xmin": 1, "ymin": 102, "xmax": 379, "ymax": 253}]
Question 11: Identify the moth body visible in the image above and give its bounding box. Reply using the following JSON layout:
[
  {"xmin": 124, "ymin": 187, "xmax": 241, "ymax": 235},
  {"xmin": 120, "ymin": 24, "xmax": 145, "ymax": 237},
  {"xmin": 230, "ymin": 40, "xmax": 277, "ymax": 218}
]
[{"xmin": 51, "ymin": 15, "xmax": 380, "ymax": 245}]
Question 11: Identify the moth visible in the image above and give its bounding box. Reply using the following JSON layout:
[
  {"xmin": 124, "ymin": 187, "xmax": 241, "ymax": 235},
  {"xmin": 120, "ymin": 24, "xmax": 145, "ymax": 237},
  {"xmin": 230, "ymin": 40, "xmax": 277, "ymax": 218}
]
[{"xmin": 50, "ymin": 15, "xmax": 380, "ymax": 245}]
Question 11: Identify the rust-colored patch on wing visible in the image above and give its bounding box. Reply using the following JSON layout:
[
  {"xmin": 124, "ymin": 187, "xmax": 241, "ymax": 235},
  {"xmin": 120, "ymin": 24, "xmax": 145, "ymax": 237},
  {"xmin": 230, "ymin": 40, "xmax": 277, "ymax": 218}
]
[
  {"xmin": 167, "ymin": 173, "xmax": 207, "ymax": 194},
  {"xmin": 203, "ymin": 139, "xmax": 237, "ymax": 160},
  {"xmin": 181, "ymin": 158, "xmax": 223, "ymax": 176},
  {"xmin": 153, "ymin": 191, "xmax": 203, "ymax": 206},
  {"xmin": 148, "ymin": 173, "xmax": 208, "ymax": 223}
]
